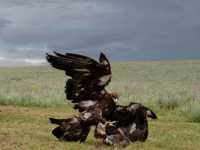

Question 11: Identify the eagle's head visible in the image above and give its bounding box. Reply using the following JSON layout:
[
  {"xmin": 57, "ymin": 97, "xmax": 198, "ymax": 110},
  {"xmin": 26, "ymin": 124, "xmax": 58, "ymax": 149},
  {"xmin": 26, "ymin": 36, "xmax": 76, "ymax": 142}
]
[{"xmin": 109, "ymin": 92, "xmax": 119, "ymax": 103}]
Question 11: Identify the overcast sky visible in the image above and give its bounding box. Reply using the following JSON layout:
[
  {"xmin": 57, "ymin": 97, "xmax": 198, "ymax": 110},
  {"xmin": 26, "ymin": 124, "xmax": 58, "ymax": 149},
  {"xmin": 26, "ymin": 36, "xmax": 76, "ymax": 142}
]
[{"xmin": 0, "ymin": 0, "xmax": 200, "ymax": 66}]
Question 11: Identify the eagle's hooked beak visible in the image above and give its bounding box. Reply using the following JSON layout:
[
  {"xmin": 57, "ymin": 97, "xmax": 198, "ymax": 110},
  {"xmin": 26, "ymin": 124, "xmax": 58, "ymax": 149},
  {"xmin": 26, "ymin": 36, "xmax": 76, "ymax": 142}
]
[
  {"xmin": 114, "ymin": 97, "xmax": 118, "ymax": 103},
  {"xmin": 110, "ymin": 92, "xmax": 119, "ymax": 103}
]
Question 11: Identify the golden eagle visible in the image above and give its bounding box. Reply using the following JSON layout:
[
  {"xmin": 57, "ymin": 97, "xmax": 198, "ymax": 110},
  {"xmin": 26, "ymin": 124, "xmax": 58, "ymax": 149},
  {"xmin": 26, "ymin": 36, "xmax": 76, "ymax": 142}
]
[
  {"xmin": 49, "ymin": 102, "xmax": 157, "ymax": 147},
  {"xmin": 46, "ymin": 52, "xmax": 118, "ymax": 142},
  {"xmin": 46, "ymin": 52, "xmax": 157, "ymax": 146}
]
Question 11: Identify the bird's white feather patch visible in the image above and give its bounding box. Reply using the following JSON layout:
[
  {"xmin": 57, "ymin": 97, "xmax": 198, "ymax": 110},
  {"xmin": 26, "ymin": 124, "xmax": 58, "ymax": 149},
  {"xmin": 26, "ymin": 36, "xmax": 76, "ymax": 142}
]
[
  {"xmin": 116, "ymin": 107, "xmax": 123, "ymax": 111},
  {"xmin": 105, "ymin": 136, "xmax": 114, "ymax": 145},
  {"xmin": 96, "ymin": 122, "xmax": 106, "ymax": 135},
  {"xmin": 101, "ymin": 90, "xmax": 105, "ymax": 94},
  {"xmin": 146, "ymin": 110, "xmax": 152, "ymax": 116},
  {"xmin": 75, "ymin": 92, "xmax": 79, "ymax": 96},
  {"xmin": 80, "ymin": 88, "xmax": 85, "ymax": 91},
  {"xmin": 98, "ymin": 74, "xmax": 111, "ymax": 86},
  {"xmin": 77, "ymin": 84, "xmax": 82, "ymax": 87},
  {"xmin": 102, "ymin": 60, "xmax": 109, "ymax": 65},
  {"xmin": 83, "ymin": 73, "xmax": 91, "ymax": 76},
  {"xmin": 129, "ymin": 123, "xmax": 136, "ymax": 134},
  {"xmin": 73, "ymin": 68, "xmax": 90, "ymax": 72},
  {"xmin": 80, "ymin": 100, "xmax": 97, "ymax": 107},
  {"xmin": 127, "ymin": 104, "xmax": 140, "ymax": 111},
  {"xmin": 82, "ymin": 112, "xmax": 92, "ymax": 120},
  {"xmin": 70, "ymin": 117, "xmax": 79, "ymax": 124}
]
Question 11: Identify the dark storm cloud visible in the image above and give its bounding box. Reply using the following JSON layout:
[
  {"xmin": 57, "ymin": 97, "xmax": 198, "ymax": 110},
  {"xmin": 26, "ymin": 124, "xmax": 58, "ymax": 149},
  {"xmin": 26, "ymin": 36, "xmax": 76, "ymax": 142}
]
[
  {"xmin": 0, "ymin": 18, "xmax": 11, "ymax": 33},
  {"xmin": 0, "ymin": 0, "xmax": 200, "ymax": 63}
]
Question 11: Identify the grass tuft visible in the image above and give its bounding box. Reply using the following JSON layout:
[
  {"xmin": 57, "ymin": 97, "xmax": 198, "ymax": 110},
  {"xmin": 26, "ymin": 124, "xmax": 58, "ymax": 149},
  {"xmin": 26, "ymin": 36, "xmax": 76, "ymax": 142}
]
[
  {"xmin": 157, "ymin": 94, "xmax": 181, "ymax": 110},
  {"xmin": 182, "ymin": 101, "xmax": 200, "ymax": 122}
]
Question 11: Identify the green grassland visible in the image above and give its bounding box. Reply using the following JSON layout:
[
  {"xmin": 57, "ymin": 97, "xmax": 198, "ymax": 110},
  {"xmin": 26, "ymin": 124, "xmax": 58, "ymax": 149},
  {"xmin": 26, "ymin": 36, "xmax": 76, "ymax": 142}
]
[{"xmin": 1, "ymin": 60, "xmax": 200, "ymax": 149}]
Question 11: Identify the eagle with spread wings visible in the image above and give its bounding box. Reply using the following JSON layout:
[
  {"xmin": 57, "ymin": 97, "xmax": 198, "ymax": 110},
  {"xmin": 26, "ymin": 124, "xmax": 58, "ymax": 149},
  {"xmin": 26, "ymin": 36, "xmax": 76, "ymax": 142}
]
[
  {"xmin": 46, "ymin": 52, "xmax": 157, "ymax": 146},
  {"xmin": 46, "ymin": 51, "xmax": 117, "ymax": 116},
  {"xmin": 46, "ymin": 52, "xmax": 119, "ymax": 141}
]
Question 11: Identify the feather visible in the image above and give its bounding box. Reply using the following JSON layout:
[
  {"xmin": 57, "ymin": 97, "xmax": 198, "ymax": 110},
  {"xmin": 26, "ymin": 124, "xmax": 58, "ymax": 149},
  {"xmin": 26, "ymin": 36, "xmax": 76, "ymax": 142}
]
[
  {"xmin": 46, "ymin": 51, "xmax": 157, "ymax": 146},
  {"xmin": 46, "ymin": 52, "xmax": 112, "ymax": 112}
]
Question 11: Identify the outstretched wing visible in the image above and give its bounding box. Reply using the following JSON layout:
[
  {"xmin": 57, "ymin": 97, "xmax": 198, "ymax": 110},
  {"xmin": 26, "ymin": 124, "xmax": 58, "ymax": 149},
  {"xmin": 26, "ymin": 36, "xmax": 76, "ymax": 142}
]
[
  {"xmin": 46, "ymin": 51, "xmax": 112, "ymax": 109},
  {"xmin": 50, "ymin": 117, "xmax": 90, "ymax": 142}
]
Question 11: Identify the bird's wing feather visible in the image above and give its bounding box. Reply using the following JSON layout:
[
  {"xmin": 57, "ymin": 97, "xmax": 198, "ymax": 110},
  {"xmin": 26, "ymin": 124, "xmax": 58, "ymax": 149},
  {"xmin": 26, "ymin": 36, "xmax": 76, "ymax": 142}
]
[{"xmin": 46, "ymin": 51, "xmax": 112, "ymax": 111}]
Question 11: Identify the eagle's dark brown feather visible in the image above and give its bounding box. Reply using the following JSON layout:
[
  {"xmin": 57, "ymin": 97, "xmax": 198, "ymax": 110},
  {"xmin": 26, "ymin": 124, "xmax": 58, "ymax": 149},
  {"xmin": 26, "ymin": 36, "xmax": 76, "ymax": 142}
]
[
  {"xmin": 46, "ymin": 52, "xmax": 116, "ymax": 143},
  {"xmin": 49, "ymin": 116, "xmax": 90, "ymax": 142},
  {"xmin": 46, "ymin": 52, "xmax": 157, "ymax": 146},
  {"xmin": 46, "ymin": 52, "xmax": 112, "ymax": 110},
  {"xmin": 104, "ymin": 103, "xmax": 157, "ymax": 143}
]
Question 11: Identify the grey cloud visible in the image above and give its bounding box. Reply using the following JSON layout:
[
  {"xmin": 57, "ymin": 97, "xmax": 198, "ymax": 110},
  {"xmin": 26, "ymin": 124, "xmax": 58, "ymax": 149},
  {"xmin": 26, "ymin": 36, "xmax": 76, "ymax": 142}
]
[
  {"xmin": 0, "ymin": 18, "xmax": 11, "ymax": 33},
  {"xmin": 0, "ymin": 0, "xmax": 200, "ymax": 63}
]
